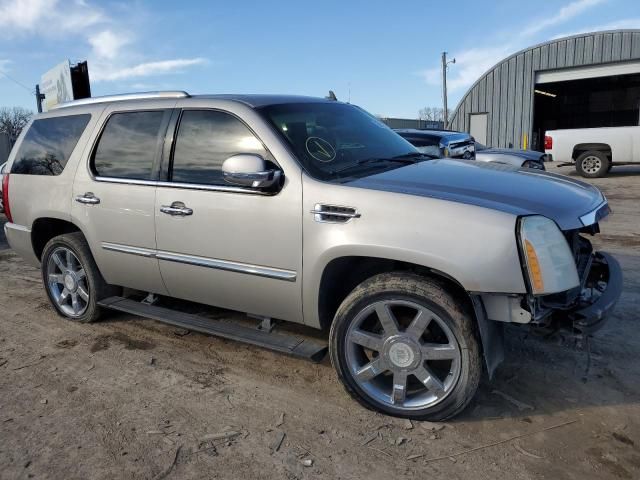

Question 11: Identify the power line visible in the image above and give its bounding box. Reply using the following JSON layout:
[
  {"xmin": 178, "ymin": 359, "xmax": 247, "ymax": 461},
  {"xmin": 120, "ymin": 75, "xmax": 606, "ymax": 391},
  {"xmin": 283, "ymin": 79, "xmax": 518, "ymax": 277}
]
[{"xmin": 0, "ymin": 70, "xmax": 35, "ymax": 94}]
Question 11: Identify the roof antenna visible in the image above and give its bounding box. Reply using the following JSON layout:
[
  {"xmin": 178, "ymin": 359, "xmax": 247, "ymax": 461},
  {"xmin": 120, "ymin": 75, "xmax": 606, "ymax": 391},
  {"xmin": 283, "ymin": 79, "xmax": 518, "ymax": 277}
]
[{"xmin": 326, "ymin": 90, "xmax": 338, "ymax": 101}]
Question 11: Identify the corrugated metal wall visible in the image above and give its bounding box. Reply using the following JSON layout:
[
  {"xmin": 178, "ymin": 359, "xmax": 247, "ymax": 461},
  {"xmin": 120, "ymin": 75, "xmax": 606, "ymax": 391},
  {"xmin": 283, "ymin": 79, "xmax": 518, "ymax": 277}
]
[{"xmin": 449, "ymin": 30, "xmax": 640, "ymax": 148}]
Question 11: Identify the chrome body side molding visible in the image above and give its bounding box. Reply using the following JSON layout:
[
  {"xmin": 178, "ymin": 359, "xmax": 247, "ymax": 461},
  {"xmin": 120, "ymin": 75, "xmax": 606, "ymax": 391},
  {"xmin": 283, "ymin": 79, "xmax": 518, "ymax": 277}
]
[
  {"xmin": 102, "ymin": 242, "xmax": 156, "ymax": 258},
  {"xmin": 101, "ymin": 242, "xmax": 296, "ymax": 282},
  {"xmin": 93, "ymin": 176, "xmax": 273, "ymax": 196}
]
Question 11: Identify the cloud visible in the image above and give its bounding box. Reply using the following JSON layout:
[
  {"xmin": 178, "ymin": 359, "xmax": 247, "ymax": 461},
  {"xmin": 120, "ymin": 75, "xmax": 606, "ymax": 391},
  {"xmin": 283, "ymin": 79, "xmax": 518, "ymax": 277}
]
[
  {"xmin": 0, "ymin": 0, "xmax": 208, "ymax": 85},
  {"xmin": 521, "ymin": 0, "xmax": 607, "ymax": 36},
  {"xmin": 420, "ymin": 45, "xmax": 513, "ymax": 93},
  {"xmin": 88, "ymin": 30, "xmax": 131, "ymax": 60},
  {"xmin": 0, "ymin": 59, "xmax": 10, "ymax": 73},
  {"xmin": 418, "ymin": 0, "xmax": 609, "ymax": 95},
  {"xmin": 552, "ymin": 17, "xmax": 640, "ymax": 38},
  {"xmin": 91, "ymin": 58, "xmax": 207, "ymax": 82},
  {"xmin": 0, "ymin": 0, "xmax": 103, "ymax": 36},
  {"xmin": 0, "ymin": 0, "xmax": 55, "ymax": 31}
]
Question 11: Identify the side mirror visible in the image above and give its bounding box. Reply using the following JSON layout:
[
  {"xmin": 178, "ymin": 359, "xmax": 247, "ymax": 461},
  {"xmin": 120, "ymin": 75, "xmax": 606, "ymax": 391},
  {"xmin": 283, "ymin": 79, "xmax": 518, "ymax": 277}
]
[{"xmin": 222, "ymin": 154, "xmax": 282, "ymax": 189}]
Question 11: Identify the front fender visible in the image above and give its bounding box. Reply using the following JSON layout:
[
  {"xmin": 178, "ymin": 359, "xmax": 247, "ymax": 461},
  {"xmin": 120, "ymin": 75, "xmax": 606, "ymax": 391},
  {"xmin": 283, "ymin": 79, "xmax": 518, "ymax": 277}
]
[{"xmin": 301, "ymin": 176, "xmax": 528, "ymax": 328}]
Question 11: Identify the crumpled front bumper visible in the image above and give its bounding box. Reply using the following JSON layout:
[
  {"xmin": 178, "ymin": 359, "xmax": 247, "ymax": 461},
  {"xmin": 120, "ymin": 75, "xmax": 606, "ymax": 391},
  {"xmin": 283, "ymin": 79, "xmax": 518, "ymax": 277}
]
[{"xmin": 567, "ymin": 251, "xmax": 623, "ymax": 333}]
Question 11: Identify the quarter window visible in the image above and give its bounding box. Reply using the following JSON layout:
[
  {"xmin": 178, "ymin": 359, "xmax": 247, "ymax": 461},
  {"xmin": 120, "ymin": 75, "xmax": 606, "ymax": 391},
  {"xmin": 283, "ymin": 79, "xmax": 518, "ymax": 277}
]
[
  {"xmin": 171, "ymin": 110, "xmax": 268, "ymax": 185},
  {"xmin": 93, "ymin": 111, "xmax": 166, "ymax": 180},
  {"xmin": 11, "ymin": 114, "xmax": 90, "ymax": 176}
]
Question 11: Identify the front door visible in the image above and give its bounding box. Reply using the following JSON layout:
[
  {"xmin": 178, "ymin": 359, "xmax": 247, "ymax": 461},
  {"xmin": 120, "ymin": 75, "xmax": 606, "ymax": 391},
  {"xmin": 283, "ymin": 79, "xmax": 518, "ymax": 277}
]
[
  {"xmin": 154, "ymin": 109, "xmax": 302, "ymax": 322},
  {"xmin": 72, "ymin": 107, "xmax": 172, "ymax": 295}
]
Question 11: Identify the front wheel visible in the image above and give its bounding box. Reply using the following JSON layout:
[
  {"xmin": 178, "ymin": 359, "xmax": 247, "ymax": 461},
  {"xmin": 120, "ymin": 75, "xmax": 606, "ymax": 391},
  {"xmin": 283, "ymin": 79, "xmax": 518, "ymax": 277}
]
[{"xmin": 329, "ymin": 273, "xmax": 482, "ymax": 421}]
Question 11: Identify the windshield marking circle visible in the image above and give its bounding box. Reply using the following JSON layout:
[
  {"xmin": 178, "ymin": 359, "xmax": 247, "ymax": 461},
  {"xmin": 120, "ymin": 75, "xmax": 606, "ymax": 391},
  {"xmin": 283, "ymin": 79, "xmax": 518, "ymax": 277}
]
[{"xmin": 306, "ymin": 137, "xmax": 336, "ymax": 163}]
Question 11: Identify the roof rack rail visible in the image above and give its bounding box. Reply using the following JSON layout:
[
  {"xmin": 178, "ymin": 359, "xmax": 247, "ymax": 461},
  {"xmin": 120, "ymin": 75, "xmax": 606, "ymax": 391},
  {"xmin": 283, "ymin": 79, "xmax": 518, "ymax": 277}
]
[{"xmin": 51, "ymin": 91, "xmax": 190, "ymax": 110}]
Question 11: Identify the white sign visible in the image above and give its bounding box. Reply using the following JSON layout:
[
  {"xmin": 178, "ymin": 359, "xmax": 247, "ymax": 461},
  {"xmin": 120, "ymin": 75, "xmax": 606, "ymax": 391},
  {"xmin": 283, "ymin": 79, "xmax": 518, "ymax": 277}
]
[{"xmin": 40, "ymin": 60, "xmax": 73, "ymax": 111}]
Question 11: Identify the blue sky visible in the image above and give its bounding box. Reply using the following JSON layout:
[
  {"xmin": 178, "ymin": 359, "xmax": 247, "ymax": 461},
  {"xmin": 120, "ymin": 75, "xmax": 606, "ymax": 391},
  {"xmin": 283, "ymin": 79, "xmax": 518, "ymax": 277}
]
[{"xmin": 0, "ymin": 0, "xmax": 639, "ymax": 118}]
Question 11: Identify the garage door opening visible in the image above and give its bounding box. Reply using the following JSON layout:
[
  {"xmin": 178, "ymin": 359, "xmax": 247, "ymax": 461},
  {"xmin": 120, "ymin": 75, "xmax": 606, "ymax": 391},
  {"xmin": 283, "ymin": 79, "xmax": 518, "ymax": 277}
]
[{"xmin": 531, "ymin": 72, "xmax": 640, "ymax": 150}]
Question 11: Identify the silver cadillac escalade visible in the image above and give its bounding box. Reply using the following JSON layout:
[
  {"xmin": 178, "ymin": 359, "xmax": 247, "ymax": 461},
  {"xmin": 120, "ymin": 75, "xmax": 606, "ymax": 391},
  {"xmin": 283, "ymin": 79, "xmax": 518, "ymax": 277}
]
[{"xmin": 2, "ymin": 92, "xmax": 622, "ymax": 420}]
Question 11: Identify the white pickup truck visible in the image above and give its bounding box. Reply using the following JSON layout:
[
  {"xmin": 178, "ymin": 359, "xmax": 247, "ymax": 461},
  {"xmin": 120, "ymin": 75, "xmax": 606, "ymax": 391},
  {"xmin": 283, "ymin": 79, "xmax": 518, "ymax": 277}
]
[{"xmin": 545, "ymin": 126, "xmax": 640, "ymax": 178}]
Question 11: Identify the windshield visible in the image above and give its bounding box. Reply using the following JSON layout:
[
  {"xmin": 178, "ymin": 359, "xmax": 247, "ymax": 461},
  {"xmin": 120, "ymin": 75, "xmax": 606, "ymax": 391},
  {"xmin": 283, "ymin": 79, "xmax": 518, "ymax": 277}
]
[{"xmin": 258, "ymin": 102, "xmax": 421, "ymax": 181}]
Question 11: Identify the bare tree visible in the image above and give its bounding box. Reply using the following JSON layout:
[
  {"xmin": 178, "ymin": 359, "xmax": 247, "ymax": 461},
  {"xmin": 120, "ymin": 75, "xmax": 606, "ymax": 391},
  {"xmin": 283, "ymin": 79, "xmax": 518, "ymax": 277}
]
[
  {"xmin": 418, "ymin": 107, "xmax": 438, "ymax": 121},
  {"xmin": 418, "ymin": 107, "xmax": 451, "ymax": 122},
  {"xmin": 0, "ymin": 107, "xmax": 33, "ymax": 143}
]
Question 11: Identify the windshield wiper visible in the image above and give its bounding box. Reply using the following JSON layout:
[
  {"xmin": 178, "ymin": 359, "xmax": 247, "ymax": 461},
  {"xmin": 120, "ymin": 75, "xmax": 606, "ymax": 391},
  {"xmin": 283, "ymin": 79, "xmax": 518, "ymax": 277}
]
[
  {"xmin": 330, "ymin": 157, "xmax": 417, "ymax": 175},
  {"xmin": 392, "ymin": 151, "xmax": 440, "ymax": 160}
]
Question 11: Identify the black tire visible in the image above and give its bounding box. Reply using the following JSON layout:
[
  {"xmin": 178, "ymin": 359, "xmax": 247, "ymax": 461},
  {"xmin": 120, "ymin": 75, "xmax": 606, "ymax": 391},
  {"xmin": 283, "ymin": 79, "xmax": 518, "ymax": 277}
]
[
  {"xmin": 329, "ymin": 272, "xmax": 482, "ymax": 421},
  {"xmin": 523, "ymin": 160, "xmax": 545, "ymax": 170},
  {"xmin": 41, "ymin": 232, "xmax": 119, "ymax": 323},
  {"xmin": 576, "ymin": 150, "xmax": 610, "ymax": 178}
]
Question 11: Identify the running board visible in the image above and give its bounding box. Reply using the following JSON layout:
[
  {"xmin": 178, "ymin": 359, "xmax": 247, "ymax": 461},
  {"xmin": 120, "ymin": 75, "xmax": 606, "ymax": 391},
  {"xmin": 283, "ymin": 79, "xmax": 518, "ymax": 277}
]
[{"xmin": 98, "ymin": 296, "xmax": 328, "ymax": 362}]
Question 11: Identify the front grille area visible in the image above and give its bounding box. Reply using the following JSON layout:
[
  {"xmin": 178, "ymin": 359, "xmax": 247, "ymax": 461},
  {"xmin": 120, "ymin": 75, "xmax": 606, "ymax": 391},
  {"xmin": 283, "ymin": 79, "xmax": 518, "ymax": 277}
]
[
  {"xmin": 538, "ymin": 230, "xmax": 595, "ymax": 310},
  {"xmin": 564, "ymin": 230, "xmax": 594, "ymax": 282}
]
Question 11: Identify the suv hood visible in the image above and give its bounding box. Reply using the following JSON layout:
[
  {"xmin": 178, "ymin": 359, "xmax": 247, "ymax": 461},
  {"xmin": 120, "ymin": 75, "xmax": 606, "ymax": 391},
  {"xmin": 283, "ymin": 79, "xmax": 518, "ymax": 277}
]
[
  {"xmin": 348, "ymin": 159, "xmax": 605, "ymax": 230},
  {"xmin": 478, "ymin": 147, "xmax": 543, "ymax": 161}
]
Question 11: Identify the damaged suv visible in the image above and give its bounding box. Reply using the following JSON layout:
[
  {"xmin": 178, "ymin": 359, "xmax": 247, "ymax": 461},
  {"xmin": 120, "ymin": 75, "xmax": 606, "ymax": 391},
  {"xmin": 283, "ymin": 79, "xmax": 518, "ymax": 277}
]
[{"xmin": 3, "ymin": 92, "xmax": 622, "ymax": 420}]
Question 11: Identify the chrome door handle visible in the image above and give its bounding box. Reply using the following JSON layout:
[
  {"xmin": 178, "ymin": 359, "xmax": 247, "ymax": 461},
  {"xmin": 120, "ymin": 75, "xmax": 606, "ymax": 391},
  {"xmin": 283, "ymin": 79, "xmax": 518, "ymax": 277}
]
[
  {"xmin": 160, "ymin": 202, "xmax": 193, "ymax": 216},
  {"xmin": 75, "ymin": 192, "xmax": 100, "ymax": 205},
  {"xmin": 309, "ymin": 209, "xmax": 360, "ymax": 218}
]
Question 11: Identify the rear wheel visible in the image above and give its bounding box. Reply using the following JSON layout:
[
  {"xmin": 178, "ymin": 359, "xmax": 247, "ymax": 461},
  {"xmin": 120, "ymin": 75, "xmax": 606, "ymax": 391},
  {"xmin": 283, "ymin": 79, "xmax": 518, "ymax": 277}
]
[
  {"xmin": 576, "ymin": 150, "xmax": 609, "ymax": 178},
  {"xmin": 329, "ymin": 272, "xmax": 481, "ymax": 420},
  {"xmin": 41, "ymin": 232, "xmax": 118, "ymax": 323}
]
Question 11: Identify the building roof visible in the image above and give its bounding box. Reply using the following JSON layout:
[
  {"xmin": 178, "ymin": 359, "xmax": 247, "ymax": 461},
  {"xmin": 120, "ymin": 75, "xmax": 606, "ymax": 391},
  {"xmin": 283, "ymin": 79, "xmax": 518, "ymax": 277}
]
[
  {"xmin": 449, "ymin": 29, "xmax": 640, "ymax": 148},
  {"xmin": 451, "ymin": 29, "xmax": 640, "ymax": 122}
]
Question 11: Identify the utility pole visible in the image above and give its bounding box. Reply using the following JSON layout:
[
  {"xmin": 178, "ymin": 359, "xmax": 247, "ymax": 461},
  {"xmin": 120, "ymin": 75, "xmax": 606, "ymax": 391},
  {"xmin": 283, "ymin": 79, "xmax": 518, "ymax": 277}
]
[
  {"xmin": 35, "ymin": 84, "xmax": 45, "ymax": 113},
  {"xmin": 441, "ymin": 52, "xmax": 455, "ymax": 129}
]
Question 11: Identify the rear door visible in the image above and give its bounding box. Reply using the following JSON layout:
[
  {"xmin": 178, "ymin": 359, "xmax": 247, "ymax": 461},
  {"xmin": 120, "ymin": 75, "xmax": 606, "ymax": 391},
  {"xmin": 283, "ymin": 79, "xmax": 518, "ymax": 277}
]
[
  {"xmin": 153, "ymin": 107, "xmax": 303, "ymax": 322},
  {"xmin": 71, "ymin": 106, "xmax": 172, "ymax": 294}
]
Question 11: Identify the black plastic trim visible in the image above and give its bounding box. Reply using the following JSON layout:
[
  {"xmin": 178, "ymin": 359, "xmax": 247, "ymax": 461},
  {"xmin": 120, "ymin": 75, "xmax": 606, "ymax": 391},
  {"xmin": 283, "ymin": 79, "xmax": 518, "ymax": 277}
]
[
  {"xmin": 569, "ymin": 251, "xmax": 623, "ymax": 333},
  {"xmin": 98, "ymin": 296, "xmax": 327, "ymax": 362}
]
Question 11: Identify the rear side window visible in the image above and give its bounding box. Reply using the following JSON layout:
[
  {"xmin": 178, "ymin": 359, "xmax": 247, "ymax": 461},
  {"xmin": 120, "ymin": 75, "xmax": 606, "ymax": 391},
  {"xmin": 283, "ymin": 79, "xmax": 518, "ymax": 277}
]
[
  {"xmin": 11, "ymin": 114, "xmax": 90, "ymax": 175},
  {"xmin": 92, "ymin": 111, "xmax": 166, "ymax": 180},
  {"xmin": 171, "ymin": 110, "xmax": 268, "ymax": 185},
  {"xmin": 406, "ymin": 137, "xmax": 441, "ymax": 157}
]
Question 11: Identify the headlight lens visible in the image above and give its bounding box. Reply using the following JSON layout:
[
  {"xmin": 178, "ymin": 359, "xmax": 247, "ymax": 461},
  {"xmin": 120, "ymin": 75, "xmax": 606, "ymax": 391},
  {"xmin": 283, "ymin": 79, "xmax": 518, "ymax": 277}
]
[{"xmin": 519, "ymin": 216, "xmax": 580, "ymax": 295}]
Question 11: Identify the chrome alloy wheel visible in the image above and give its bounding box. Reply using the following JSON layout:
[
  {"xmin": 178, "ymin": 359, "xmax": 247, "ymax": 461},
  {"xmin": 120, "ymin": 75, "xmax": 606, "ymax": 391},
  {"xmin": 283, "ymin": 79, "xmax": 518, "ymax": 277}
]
[
  {"xmin": 46, "ymin": 247, "xmax": 89, "ymax": 317},
  {"xmin": 582, "ymin": 155, "xmax": 602, "ymax": 175},
  {"xmin": 345, "ymin": 300, "xmax": 461, "ymax": 411}
]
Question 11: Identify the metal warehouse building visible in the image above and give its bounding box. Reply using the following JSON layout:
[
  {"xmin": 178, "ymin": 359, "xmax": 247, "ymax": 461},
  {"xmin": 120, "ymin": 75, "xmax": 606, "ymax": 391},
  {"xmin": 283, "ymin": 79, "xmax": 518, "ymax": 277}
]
[{"xmin": 449, "ymin": 29, "xmax": 640, "ymax": 151}]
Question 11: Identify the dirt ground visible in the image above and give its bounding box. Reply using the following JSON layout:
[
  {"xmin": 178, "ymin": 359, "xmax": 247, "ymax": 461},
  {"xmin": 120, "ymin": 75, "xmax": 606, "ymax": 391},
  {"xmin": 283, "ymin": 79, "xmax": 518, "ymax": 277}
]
[{"xmin": 1, "ymin": 163, "xmax": 640, "ymax": 480}]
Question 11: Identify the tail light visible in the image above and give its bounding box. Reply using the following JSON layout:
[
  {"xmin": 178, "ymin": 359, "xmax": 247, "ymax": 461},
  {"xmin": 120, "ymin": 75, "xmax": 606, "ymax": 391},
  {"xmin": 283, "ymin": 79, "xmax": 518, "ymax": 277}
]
[
  {"xmin": 2, "ymin": 173, "xmax": 11, "ymax": 223},
  {"xmin": 544, "ymin": 135, "xmax": 553, "ymax": 150}
]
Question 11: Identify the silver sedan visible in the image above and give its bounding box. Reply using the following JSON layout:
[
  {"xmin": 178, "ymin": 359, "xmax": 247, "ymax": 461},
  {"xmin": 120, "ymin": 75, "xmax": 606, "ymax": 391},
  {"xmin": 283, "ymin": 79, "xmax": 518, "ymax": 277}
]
[{"xmin": 475, "ymin": 142, "xmax": 546, "ymax": 170}]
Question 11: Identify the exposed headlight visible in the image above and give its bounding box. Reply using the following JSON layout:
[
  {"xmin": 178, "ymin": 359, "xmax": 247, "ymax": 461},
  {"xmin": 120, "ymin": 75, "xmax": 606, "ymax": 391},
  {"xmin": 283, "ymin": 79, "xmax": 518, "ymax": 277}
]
[{"xmin": 518, "ymin": 216, "xmax": 579, "ymax": 295}]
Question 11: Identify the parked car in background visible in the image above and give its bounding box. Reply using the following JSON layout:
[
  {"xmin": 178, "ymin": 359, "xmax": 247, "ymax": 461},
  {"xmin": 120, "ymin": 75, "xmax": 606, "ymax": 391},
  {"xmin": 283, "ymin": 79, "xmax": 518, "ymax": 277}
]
[
  {"xmin": 475, "ymin": 142, "xmax": 546, "ymax": 170},
  {"xmin": 3, "ymin": 92, "xmax": 621, "ymax": 421},
  {"xmin": 394, "ymin": 129, "xmax": 476, "ymax": 160},
  {"xmin": 0, "ymin": 162, "xmax": 7, "ymax": 213},
  {"xmin": 545, "ymin": 126, "xmax": 640, "ymax": 178},
  {"xmin": 396, "ymin": 129, "xmax": 545, "ymax": 170}
]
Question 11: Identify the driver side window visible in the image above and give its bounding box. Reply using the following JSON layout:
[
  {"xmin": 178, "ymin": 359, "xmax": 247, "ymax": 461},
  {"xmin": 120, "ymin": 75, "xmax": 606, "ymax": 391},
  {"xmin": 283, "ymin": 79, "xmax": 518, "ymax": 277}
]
[{"xmin": 171, "ymin": 110, "xmax": 268, "ymax": 186}]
